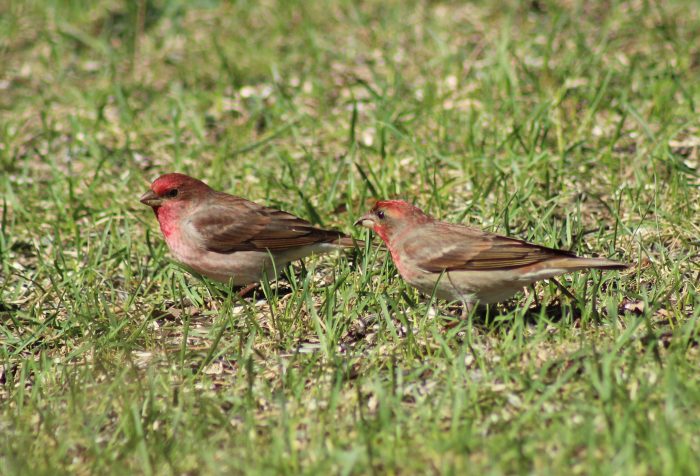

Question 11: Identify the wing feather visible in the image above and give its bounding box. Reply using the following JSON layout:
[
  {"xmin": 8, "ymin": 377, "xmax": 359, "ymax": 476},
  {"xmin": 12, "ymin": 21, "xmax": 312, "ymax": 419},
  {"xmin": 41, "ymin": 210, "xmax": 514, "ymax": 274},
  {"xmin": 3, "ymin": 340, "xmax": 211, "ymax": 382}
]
[
  {"xmin": 404, "ymin": 223, "xmax": 576, "ymax": 272},
  {"xmin": 188, "ymin": 193, "xmax": 346, "ymax": 253}
]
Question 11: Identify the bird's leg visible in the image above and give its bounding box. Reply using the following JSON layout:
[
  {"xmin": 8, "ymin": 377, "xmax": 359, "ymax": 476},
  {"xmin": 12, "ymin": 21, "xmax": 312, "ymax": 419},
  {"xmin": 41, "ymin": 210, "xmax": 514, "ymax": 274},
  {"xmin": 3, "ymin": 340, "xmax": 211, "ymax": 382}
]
[
  {"xmin": 237, "ymin": 283, "xmax": 259, "ymax": 298},
  {"xmin": 523, "ymin": 285, "xmax": 539, "ymax": 309},
  {"xmin": 442, "ymin": 301, "xmax": 473, "ymax": 329},
  {"xmin": 461, "ymin": 301, "xmax": 475, "ymax": 320},
  {"xmin": 530, "ymin": 284, "xmax": 540, "ymax": 307}
]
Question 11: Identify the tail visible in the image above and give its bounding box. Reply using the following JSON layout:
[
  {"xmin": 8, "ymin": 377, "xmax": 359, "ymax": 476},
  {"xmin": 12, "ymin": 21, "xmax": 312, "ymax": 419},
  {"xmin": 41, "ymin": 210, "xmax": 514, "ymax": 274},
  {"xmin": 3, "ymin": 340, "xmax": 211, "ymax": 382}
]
[
  {"xmin": 554, "ymin": 256, "xmax": 630, "ymax": 271},
  {"xmin": 334, "ymin": 236, "xmax": 366, "ymax": 248}
]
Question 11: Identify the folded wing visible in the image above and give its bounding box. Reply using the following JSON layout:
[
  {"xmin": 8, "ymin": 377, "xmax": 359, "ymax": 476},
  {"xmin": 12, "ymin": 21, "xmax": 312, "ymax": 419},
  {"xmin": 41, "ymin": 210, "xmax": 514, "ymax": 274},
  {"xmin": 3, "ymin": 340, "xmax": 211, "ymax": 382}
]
[
  {"xmin": 188, "ymin": 193, "xmax": 347, "ymax": 253},
  {"xmin": 404, "ymin": 222, "xmax": 578, "ymax": 272}
]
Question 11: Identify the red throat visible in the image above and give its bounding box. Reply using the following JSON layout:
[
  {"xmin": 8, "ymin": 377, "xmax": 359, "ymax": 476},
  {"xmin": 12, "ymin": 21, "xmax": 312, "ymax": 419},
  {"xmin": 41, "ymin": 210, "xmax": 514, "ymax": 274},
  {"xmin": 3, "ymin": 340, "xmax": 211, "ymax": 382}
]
[
  {"xmin": 373, "ymin": 224, "xmax": 391, "ymax": 244},
  {"xmin": 153, "ymin": 203, "xmax": 183, "ymax": 238},
  {"xmin": 373, "ymin": 224, "xmax": 403, "ymax": 268}
]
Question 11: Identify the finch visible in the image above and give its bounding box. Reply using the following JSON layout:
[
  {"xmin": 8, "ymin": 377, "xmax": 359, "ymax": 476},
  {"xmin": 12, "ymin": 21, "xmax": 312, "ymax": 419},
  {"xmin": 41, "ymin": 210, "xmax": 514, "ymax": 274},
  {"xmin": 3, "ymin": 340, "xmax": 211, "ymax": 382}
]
[
  {"xmin": 140, "ymin": 173, "xmax": 358, "ymax": 286},
  {"xmin": 355, "ymin": 200, "xmax": 628, "ymax": 310}
]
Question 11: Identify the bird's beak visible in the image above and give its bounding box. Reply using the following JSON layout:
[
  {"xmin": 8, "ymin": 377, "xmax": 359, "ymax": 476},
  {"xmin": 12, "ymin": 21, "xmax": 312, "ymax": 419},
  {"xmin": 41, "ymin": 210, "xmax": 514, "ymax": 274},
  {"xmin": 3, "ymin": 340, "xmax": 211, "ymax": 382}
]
[
  {"xmin": 139, "ymin": 190, "xmax": 163, "ymax": 207},
  {"xmin": 354, "ymin": 213, "xmax": 375, "ymax": 229}
]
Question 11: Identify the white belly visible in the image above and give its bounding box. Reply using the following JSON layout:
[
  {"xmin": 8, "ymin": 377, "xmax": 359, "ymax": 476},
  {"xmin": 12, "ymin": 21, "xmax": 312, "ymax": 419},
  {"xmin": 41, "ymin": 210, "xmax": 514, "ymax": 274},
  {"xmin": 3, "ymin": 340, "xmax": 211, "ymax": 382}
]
[
  {"xmin": 404, "ymin": 268, "xmax": 544, "ymax": 305},
  {"xmin": 166, "ymin": 234, "xmax": 338, "ymax": 285}
]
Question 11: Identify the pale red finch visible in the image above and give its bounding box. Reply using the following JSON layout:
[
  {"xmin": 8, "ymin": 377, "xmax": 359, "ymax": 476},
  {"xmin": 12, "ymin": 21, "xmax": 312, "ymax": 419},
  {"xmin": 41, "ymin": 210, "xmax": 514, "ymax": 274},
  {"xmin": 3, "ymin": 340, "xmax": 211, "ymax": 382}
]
[
  {"xmin": 355, "ymin": 200, "xmax": 628, "ymax": 311},
  {"xmin": 140, "ymin": 173, "xmax": 358, "ymax": 286}
]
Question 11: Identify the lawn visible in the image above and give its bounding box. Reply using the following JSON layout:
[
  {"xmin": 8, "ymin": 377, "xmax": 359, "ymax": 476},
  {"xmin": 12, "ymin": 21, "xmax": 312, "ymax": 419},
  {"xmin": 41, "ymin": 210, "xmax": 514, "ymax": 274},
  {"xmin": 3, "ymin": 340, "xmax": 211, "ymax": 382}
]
[{"xmin": 1, "ymin": 0, "xmax": 699, "ymax": 474}]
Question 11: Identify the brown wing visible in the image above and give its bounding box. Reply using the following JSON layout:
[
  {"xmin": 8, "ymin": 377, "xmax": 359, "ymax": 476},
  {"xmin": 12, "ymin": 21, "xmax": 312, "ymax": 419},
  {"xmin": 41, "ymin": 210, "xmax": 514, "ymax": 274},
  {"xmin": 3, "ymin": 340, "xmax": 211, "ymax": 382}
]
[
  {"xmin": 188, "ymin": 193, "xmax": 347, "ymax": 253},
  {"xmin": 404, "ymin": 222, "xmax": 577, "ymax": 273}
]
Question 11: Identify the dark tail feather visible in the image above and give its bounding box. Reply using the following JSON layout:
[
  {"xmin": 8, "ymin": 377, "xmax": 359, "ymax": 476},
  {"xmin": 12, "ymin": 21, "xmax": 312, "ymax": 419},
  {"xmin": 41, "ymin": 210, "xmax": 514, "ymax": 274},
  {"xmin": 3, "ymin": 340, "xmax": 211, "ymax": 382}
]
[{"xmin": 563, "ymin": 257, "xmax": 630, "ymax": 271}]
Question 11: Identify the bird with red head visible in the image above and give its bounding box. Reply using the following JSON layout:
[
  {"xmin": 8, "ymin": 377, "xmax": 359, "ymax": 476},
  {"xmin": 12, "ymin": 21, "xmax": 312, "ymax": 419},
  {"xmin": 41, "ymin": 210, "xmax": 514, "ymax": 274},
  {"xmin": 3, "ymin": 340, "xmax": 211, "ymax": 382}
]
[
  {"xmin": 140, "ymin": 173, "xmax": 359, "ymax": 286},
  {"xmin": 355, "ymin": 200, "xmax": 628, "ymax": 313}
]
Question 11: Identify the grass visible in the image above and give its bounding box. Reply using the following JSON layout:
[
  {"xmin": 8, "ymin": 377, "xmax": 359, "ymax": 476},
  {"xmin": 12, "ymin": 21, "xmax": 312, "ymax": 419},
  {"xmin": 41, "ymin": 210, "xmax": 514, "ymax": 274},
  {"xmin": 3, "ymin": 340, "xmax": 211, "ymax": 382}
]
[{"xmin": 1, "ymin": 0, "xmax": 699, "ymax": 474}]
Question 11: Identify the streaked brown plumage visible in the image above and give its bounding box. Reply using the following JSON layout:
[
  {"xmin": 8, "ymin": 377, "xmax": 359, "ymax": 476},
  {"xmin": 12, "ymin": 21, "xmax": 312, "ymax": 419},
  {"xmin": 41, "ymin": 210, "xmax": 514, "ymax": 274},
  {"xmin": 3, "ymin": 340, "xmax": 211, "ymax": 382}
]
[{"xmin": 355, "ymin": 200, "xmax": 628, "ymax": 309}]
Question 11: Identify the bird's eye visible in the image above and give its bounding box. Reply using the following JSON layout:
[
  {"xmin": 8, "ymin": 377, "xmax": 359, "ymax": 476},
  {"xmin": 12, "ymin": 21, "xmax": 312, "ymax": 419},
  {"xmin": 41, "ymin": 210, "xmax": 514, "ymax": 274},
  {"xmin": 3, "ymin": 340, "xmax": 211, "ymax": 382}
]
[
  {"xmin": 376, "ymin": 210, "xmax": 385, "ymax": 220},
  {"xmin": 165, "ymin": 189, "xmax": 179, "ymax": 198}
]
